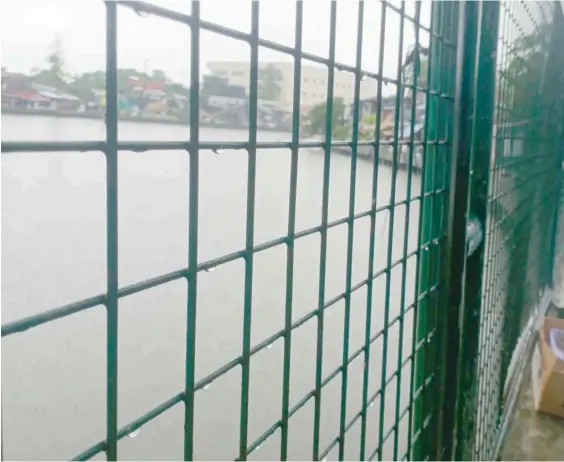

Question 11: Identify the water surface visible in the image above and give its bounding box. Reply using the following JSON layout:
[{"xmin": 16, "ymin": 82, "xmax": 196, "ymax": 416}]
[{"xmin": 2, "ymin": 114, "xmax": 421, "ymax": 461}]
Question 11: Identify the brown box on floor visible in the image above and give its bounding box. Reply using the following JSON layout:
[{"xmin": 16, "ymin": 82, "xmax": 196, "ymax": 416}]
[{"xmin": 531, "ymin": 316, "xmax": 564, "ymax": 419}]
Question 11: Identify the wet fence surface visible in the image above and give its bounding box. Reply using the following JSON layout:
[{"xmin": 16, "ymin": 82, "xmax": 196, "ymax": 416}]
[{"xmin": 2, "ymin": 1, "xmax": 564, "ymax": 461}]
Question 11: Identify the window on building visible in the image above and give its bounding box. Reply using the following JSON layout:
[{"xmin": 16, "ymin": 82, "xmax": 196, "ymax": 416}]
[{"xmin": 304, "ymin": 78, "xmax": 309, "ymax": 83}]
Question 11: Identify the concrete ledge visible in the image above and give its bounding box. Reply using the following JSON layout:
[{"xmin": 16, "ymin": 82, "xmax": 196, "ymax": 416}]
[
  {"xmin": 501, "ymin": 373, "xmax": 564, "ymax": 460},
  {"xmin": 500, "ymin": 288, "xmax": 564, "ymax": 460}
]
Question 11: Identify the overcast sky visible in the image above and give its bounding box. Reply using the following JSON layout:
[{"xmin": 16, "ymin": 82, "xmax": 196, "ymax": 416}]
[{"xmin": 1, "ymin": 0, "xmax": 431, "ymax": 92}]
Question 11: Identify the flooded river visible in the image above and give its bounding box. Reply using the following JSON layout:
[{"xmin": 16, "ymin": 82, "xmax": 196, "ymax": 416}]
[{"xmin": 2, "ymin": 114, "xmax": 421, "ymax": 461}]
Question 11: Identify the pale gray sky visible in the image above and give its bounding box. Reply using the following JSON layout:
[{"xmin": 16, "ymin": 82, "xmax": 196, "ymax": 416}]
[{"xmin": 1, "ymin": 0, "xmax": 431, "ymax": 92}]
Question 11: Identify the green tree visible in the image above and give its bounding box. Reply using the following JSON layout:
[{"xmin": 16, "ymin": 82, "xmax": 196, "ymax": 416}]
[
  {"xmin": 402, "ymin": 45, "xmax": 429, "ymax": 89},
  {"xmin": 65, "ymin": 68, "xmax": 189, "ymax": 102},
  {"xmin": 490, "ymin": 21, "xmax": 558, "ymax": 229},
  {"xmin": 67, "ymin": 70, "xmax": 105, "ymax": 101},
  {"xmin": 304, "ymin": 97, "xmax": 347, "ymax": 136},
  {"xmin": 33, "ymin": 36, "xmax": 67, "ymax": 90},
  {"xmin": 360, "ymin": 112, "xmax": 376, "ymax": 126},
  {"xmin": 503, "ymin": 22, "xmax": 556, "ymax": 122},
  {"xmin": 152, "ymin": 69, "xmax": 167, "ymax": 82},
  {"xmin": 258, "ymin": 64, "xmax": 282, "ymax": 101},
  {"xmin": 359, "ymin": 113, "xmax": 377, "ymax": 140},
  {"xmin": 399, "ymin": 45, "xmax": 428, "ymax": 137},
  {"xmin": 417, "ymin": 56, "xmax": 428, "ymax": 89}
]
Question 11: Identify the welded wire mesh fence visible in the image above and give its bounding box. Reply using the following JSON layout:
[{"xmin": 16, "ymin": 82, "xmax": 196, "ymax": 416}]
[{"xmin": 1, "ymin": 1, "xmax": 563, "ymax": 461}]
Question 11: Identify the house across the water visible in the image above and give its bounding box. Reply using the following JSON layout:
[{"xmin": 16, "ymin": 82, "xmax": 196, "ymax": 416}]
[{"xmin": 2, "ymin": 69, "xmax": 82, "ymax": 111}]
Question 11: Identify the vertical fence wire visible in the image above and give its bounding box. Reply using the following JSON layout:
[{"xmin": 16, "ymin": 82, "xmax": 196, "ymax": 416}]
[
  {"xmin": 239, "ymin": 4, "xmax": 260, "ymax": 460},
  {"xmin": 359, "ymin": 2, "xmax": 387, "ymax": 459},
  {"xmin": 279, "ymin": 3, "xmax": 303, "ymax": 460},
  {"xmin": 376, "ymin": 3, "xmax": 406, "ymax": 460},
  {"xmin": 392, "ymin": 2, "xmax": 421, "ymax": 460},
  {"xmin": 104, "ymin": 2, "xmax": 119, "ymax": 459},
  {"xmin": 184, "ymin": 1, "xmax": 201, "ymax": 460},
  {"xmin": 338, "ymin": 3, "xmax": 364, "ymax": 460},
  {"xmin": 312, "ymin": 3, "xmax": 337, "ymax": 460}
]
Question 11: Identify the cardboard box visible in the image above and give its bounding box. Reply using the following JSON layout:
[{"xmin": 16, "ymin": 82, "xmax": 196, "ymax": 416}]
[{"xmin": 531, "ymin": 316, "xmax": 564, "ymax": 419}]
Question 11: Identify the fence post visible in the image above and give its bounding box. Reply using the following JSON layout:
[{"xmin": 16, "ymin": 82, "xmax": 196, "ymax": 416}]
[
  {"xmin": 412, "ymin": 1, "xmax": 442, "ymax": 459},
  {"xmin": 104, "ymin": 2, "xmax": 119, "ymax": 460},
  {"xmin": 412, "ymin": 1, "xmax": 462, "ymax": 459},
  {"xmin": 436, "ymin": 0, "xmax": 482, "ymax": 459},
  {"xmin": 453, "ymin": 2, "xmax": 500, "ymax": 459}
]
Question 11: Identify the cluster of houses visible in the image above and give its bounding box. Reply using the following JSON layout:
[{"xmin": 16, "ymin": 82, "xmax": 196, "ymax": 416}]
[
  {"xmin": 349, "ymin": 93, "xmax": 426, "ymax": 137},
  {"xmin": 336, "ymin": 92, "xmax": 427, "ymax": 168},
  {"xmin": 200, "ymin": 74, "xmax": 291, "ymax": 130},
  {"xmin": 1, "ymin": 66, "xmax": 423, "ymax": 138},
  {"xmin": 1, "ymin": 67, "xmax": 292, "ymax": 130},
  {"xmin": 114, "ymin": 77, "xmax": 189, "ymax": 120},
  {"xmin": 1, "ymin": 68, "xmax": 190, "ymax": 121},
  {"xmin": 1, "ymin": 70, "xmax": 82, "ymax": 112}
]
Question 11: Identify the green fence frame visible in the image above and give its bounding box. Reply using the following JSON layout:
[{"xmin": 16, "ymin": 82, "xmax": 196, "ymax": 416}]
[{"xmin": 2, "ymin": 1, "xmax": 563, "ymax": 461}]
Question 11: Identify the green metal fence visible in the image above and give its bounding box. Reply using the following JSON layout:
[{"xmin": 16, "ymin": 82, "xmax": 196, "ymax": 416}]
[
  {"xmin": 1, "ymin": 1, "xmax": 563, "ymax": 461},
  {"xmin": 454, "ymin": 1, "xmax": 564, "ymax": 460}
]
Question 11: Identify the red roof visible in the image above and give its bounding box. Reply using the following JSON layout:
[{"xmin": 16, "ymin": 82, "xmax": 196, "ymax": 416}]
[
  {"xmin": 144, "ymin": 80, "xmax": 164, "ymax": 90},
  {"xmin": 5, "ymin": 91, "xmax": 50, "ymax": 102}
]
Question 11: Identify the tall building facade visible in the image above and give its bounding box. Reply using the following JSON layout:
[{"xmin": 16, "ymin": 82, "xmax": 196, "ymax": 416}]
[{"xmin": 206, "ymin": 61, "xmax": 378, "ymax": 111}]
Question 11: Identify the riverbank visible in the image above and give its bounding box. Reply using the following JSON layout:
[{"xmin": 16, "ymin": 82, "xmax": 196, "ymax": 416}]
[{"xmin": 1, "ymin": 107, "xmax": 290, "ymax": 133}]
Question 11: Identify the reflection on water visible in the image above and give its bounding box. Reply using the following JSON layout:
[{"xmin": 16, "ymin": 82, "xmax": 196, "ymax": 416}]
[{"xmin": 2, "ymin": 114, "xmax": 421, "ymax": 461}]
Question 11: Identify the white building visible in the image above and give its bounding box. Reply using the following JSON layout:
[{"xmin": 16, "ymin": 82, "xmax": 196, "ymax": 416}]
[{"xmin": 206, "ymin": 61, "xmax": 378, "ymax": 112}]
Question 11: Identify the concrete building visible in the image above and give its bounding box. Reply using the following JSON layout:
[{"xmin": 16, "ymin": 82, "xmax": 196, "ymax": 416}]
[{"xmin": 206, "ymin": 61, "xmax": 378, "ymax": 112}]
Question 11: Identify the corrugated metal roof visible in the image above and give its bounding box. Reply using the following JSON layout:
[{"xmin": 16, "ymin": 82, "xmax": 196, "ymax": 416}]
[
  {"xmin": 32, "ymin": 84, "xmax": 80, "ymax": 101},
  {"xmin": 36, "ymin": 89, "xmax": 80, "ymax": 101}
]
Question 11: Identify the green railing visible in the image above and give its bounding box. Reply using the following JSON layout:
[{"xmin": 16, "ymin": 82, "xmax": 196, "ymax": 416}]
[{"xmin": 1, "ymin": 1, "xmax": 563, "ymax": 461}]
